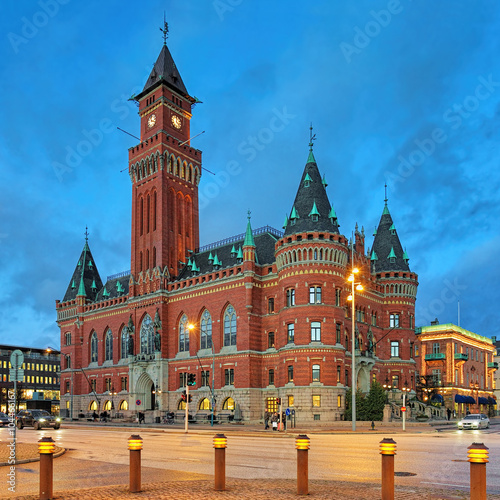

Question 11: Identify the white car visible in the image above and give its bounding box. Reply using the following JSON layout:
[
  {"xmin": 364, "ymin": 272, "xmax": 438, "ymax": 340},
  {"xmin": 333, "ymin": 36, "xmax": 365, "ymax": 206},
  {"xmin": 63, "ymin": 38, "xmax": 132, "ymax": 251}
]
[{"xmin": 457, "ymin": 414, "xmax": 490, "ymax": 430}]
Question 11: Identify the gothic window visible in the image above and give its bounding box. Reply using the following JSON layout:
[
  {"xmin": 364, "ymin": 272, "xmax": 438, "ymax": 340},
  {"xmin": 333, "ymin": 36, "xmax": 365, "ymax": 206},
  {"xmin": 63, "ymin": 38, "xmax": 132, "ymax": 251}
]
[
  {"xmin": 140, "ymin": 314, "xmax": 154, "ymax": 354},
  {"xmin": 179, "ymin": 314, "xmax": 190, "ymax": 352},
  {"xmin": 105, "ymin": 329, "xmax": 113, "ymax": 361},
  {"xmin": 311, "ymin": 321, "xmax": 321, "ymax": 342},
  {"xmin": 140, "ymin": 197, "xmax": 144, "ymax": 236},
  {"xmin": 309, "ymin": 286, "xmax": 322, "ymax": 304},
  {"xmin": 200, "ymin": 310, "xmax": 212, "ymax": 349},
  {"xmin": 90, "ymin": 332, "xmax": 98, "ymax": 363},
  {"xmin": 153, "ymin": 191, "xmax": 157, "ymax": 231},
  {"xmin": 120, "ymin": 329, "xmax": 128, "ymax": 359},
  {"xmin": 389, "ymin": 313, "xmax": 400, "ymax": 328},
  {"xmin": 223, "ymin": 305, "xmax": 237, "ymax": 347},
  {"xmin": 147, "ymin": 194, "xmax": 150, "ymax": 233}
]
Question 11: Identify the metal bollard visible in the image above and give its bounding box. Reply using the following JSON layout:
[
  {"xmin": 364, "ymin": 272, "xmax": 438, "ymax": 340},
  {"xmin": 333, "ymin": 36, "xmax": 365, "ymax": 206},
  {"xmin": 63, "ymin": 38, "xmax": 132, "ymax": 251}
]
[
  {"xmin": 296, "ymin": 434, "xmax": 310, "ymax": 495},
  {"xmin": 213, "ymin": 433, "xmax": 227, "ymax": 491},
  {"xmin": 128, "ymin": 434, "xmax": 143, "ymax": 493},
  {"xmin": 38, "ymin": 436, "xmax": 55, "ymax": 500},
  {"xmin": 468, "ymin": 442, "xmax": 489, "ymax": 500},
  {"xmin": 379, "ymin": 438, "xmax": 396, "ymax": 500}
]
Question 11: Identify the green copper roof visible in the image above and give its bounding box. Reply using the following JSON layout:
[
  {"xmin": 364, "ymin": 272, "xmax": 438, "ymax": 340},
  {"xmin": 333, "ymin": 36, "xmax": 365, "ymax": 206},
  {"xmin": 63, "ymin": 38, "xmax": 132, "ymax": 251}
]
[
  {"xmin": 373, "ymin": 226, "xmax": 377, "ymax": 236},
  {"xmin": 71, "ymin": 279, "xmax": 76, "ymax": 289},
  {"xmin": 306, "ymin": 149, "xmax": 316, "ymax": 164},
  {"xmin": 213, "ymin": 253, "xmax": 221, "ymax": 266},
  {"xmin": 328, "ymin": 206, "xmax": 337, "ymax": 219},
  {"xmin": 290, "ymin": 206, "xmax": 299, "ymax": 219},
  {"xmin": 382, "ymin": 204, "xmax": 390, "ymax": 216},
  {"xmin": 309, "ymin": 200, "xmax": 320, "ymax": 217},
  {"xmin": 77, "ymin": 276, "xmax": 86, "ymax": 297},
  {"xmin": 322, "ymin": 174, "xmax": 328, "ymax": 188},
  {"xmin": 244, "ymin": 214, "xmax": 256, "ymax": 247},
  {"xmin": 389, "ymin": 223, "xmax": 396, "ymax": 233},
  {"xmin": 117, "ymin": 281, "xmax": 124, "ymax": 293},
  {"xmin": 236, "ymin": 246, "xmax": 243, "ymax": 259},
  {"xmin": 102, "ymin": 286, "xmax": 109, "ymax": 298},
  {"xmin": 403, "ymin": 249, "xmax": 409, "ymax": 262},
  {"xmin": 371, "ymin": 250, "xmax": 378, "ymax": 261},
  {"xmin": 191, "ymin": 260, "xmax": 200, "ymax": 273},
  {"xmin": 230, "ymin": 244, "xmax": 237, "ymax": 256},
  {"xmin": 91, "ymin": 280, "xmax": 97, "ymax": 290},
  {"xmin": 304, "ymin": 173, "xmax": 312, "ymax": 186},
  {"xmin": 283, "ymin": 214, "xmax": 289, "ymax": 229},
  {"xmin": 208, "ymin": 251, "xmax": 213, "ymax": 262},
  {"xmin": 387, "ymin": 247, "xmax": 396, "ymax": 259}
]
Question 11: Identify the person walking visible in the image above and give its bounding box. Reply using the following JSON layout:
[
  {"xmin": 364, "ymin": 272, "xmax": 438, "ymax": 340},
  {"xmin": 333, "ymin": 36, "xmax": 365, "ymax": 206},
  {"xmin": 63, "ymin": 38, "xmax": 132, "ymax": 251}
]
[
  {"xmin": 264, "ymin": 410, "xmax": 270, "ymax": 430},
  {"xmin": 271, "ymin": 412, "xmax": 278, "ymax": 431},
  {"xmin": 447, "ymin": 408, "xmax": 451, "ymax": 420}
]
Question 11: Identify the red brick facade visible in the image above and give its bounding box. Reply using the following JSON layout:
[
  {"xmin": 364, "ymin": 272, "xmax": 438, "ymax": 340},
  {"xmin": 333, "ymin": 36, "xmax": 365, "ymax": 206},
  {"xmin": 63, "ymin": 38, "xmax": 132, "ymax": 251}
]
[{"xmin": 56, "ymin": 42, "xmax": 419, "ymax": 423}]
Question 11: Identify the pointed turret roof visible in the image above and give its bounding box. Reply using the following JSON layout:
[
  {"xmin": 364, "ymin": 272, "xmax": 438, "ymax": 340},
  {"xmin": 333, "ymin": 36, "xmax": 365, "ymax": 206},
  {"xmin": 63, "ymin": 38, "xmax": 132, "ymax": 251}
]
[
  {"xmin": 135, "ymin": 43, "xmax": 192, "ymax": 101},
  {"xmin": 243, "ymin": 212, "xmax": 256, "ymax": 247},
  {"xmin": 371, "ymin": 197, "xmax": 410, "ymax": 272},
  {"xmin": 62, "ymin": 235, "xmax": 103, "ymax": 302},
  {"xmin": 284, "ymin": 144, "xmax": 338, "ymax": 236}
]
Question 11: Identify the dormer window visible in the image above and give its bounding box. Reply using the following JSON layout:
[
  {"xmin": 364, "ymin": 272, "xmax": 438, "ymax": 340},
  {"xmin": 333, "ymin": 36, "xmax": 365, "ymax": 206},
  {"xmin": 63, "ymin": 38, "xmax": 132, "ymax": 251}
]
[
  {"xmin": 389, "ymin": 224, "xmax": 396, "ymax": 235},
  {"xmin": 208, "ymin": 252, "xmax": 214, "ymax": 265},
  {"xmin": 303, "ymin": 173, "xmax": 312, "ymax": 187}
]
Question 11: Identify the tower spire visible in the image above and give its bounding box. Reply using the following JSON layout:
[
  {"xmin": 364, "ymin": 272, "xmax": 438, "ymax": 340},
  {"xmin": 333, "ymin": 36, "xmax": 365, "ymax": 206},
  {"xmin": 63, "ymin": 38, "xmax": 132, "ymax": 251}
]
[
  {"xmin": 384, "ymin": 183, "xmax": 388, "ymax": 206},
  {"xmin": 309, "ymin": 123, "xmax": 316, "ymax": 151},
  {"xmin": 84, "ymin": 226, "xmax": 89, "ymax": 243},
  {"xmin": 160, "ymin": 12, "xmax": 169, "ymax": 46}
]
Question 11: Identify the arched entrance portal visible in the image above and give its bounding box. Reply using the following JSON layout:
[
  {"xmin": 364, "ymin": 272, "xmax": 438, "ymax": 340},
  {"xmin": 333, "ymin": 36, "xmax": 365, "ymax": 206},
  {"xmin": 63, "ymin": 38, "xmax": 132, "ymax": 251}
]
[{"xmin": 135, "ymin": 372, "xmax": 155, "ymax": 411}]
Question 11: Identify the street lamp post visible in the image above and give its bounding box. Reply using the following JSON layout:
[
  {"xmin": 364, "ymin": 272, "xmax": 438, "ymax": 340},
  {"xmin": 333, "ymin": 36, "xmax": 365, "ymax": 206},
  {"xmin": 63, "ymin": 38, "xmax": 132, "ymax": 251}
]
[
  {"xmin": 347, "ymin": 267, "xmax": 363, "ymax": 432},
  {"xmin": 383, "ymin": 377, "xmax": 391, "ymax": 404},
  {"xmin": 402, "ymin": 380, "xmax": 410, "ymax": 431}
]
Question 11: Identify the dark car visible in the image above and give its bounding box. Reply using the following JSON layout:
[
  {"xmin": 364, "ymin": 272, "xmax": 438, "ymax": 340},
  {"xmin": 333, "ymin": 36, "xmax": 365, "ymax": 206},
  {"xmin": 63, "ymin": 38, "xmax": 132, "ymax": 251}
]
[
  {"xmin": 16, "ymin": 410, "xmax": 61, "ymax": 430},
  {"xmin": 0, "ymin": 412, "xmax": 10, "ymax": 426}
]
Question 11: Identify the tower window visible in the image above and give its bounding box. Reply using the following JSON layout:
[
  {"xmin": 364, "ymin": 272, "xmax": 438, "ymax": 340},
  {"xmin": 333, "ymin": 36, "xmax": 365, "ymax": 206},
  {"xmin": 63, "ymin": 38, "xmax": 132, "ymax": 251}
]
[
  {"xmin": 389, "ymin": 313, "xmax": 400, "ymax": 328},
  {"xmin": 286, "ymin": 288, "xmax": 295, "ymax": 307},
  {"xmin": 311, "ymin": 322, "xmax": 321, "ymax": 342},
  {"xmin": 309, "ymin": 286, "xmax": 322, "ymax": 304}
]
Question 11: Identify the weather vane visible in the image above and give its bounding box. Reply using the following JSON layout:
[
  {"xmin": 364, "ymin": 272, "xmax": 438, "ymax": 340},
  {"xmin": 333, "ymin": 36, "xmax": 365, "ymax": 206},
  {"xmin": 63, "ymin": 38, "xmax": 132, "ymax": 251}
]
[
  {"xmin": 160, "ymin": 12, "xmax": 169, "ymax": 45},
  {"xmin": 384, "ymin": 183, "xmax": 388, "ymax": 205},
  {"xmin": 309, "ymin": 123, "xmax": 316, "ymax": 151},
  {"xmin": 84, "ymin": 226, "xmax": 89, "ymax": 242},
  {"xmin": 247, "ymin": 209, "xmax": 251, "ymax": 221}
]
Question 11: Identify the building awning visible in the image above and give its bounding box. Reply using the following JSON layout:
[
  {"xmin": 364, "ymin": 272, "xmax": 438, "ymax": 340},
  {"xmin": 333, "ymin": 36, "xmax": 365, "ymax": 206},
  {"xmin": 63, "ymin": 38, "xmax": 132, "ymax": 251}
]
[
  {"xmin": 455, "ymin": 394, "xmax": 466, "ymax": 403},
  {"xmin": 465, "ymin": 396, "xmax": 476, "ymax": 404},
  {"xmin": 478, "ymin": 397, "xmax": 489, "ymax": 405},
  {"xmin": 431, "ymin": 394, "xmax": 444, "ymax": 403},
  {"xmin": 488, "ymin": 397, "xmax": 497, "ymax": 405}
]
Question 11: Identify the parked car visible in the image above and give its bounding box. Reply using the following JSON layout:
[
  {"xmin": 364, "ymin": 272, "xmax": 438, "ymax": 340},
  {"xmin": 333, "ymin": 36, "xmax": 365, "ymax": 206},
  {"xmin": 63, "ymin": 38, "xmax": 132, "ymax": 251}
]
[
  {"xmin": 457, "ymin": 413, "xmax": 490, "ymax": 430},
  {"xmin": 16, "ymin": 410, "xmax": 61, "ymax": 430},
  {"xmin": 0, "ymin": 412, "xmax": 10, "ymax": 426}
]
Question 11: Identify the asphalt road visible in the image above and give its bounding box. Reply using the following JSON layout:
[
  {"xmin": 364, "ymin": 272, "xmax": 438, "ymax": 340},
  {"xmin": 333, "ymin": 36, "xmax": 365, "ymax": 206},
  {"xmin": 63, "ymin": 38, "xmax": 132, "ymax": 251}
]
[{"xmin": 1, "ymin": 425, "xmax": 499, "ymax": 497}]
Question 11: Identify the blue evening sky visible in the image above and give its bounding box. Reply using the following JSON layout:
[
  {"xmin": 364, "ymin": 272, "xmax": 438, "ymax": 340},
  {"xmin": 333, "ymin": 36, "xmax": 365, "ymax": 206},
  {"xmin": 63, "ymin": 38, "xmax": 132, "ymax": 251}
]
[{"xmin": 1, "ymin": 1, "xmax": 499, "ymax": 348}]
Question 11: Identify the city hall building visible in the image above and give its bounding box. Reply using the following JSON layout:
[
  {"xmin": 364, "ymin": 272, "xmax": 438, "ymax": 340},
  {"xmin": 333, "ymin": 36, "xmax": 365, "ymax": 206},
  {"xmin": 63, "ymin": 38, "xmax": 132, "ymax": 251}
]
[{"xmin": 56, "ymin": 35, "xmax": 418, "ymax": 423}]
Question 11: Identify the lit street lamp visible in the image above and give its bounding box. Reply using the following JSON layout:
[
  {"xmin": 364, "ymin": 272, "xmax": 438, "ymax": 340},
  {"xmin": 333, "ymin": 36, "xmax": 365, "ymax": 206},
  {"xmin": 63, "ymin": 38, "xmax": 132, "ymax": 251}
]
[
  {"xmin": 383, "ymin": 376, "xmax": 391, "ymax": 404},
  {"xmin": 347, "ymin": 267, "xmax": 363, "ymax": 431}
]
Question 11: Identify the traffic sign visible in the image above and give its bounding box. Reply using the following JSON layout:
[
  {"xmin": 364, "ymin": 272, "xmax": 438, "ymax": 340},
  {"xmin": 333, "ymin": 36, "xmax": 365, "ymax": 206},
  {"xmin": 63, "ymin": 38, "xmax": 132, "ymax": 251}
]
[
  {"xmin": 401, "ymin": 407, "xmax": 406, "ymax": 412},
  {"xmin": 10, "ymin": 350, "xmax": 24, "ymax": 369},
  {"xmin": 285, "ymin": 408, "xmax": 291, "ymax": 416},
  {"xmin": 9, "ymin": 368, "xmax": 24, "ymax": 382},
  {"xmin": 136, "ymin": 399, "xmax": 142, "ymax": 406}
]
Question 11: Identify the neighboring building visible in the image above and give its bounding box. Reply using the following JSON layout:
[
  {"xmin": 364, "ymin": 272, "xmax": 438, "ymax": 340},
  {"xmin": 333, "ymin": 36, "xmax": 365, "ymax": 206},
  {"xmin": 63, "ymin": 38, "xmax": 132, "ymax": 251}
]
[
  {"xmin": 415, "ymin": 323, "xmax": 497, "ymax": 417},
  {"xmin": 56, "ymin": 34, "xmax": 418, "ymax": 423},
  {"xmin": 492, "ymin": 336, "xmax": 500, "ymax": 413},
  {"xmin": 0, "ymin": 344, "xmax": 60, "ymax": 414}
]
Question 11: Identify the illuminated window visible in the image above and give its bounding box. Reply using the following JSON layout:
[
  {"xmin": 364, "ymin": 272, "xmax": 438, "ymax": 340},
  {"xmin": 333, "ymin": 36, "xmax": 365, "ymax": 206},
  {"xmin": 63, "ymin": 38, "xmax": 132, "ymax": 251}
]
[
  {"xmin": 179, "ymin": 315, "xmax": 190, "ymax": 353},
  {"xmin": 223, "ymin": 397, "xmax": 235, "ymax": 410},
  {"xmin": 268, "ymin": 331, "xmax": 275, "ymax": 349},
  {"xmin": 288, "ymin": 395, "xmax": 294, "ymax": 407},
  {"xmin": 389, "ymin": 314, "xmax": 400, "ymax": 328},
  {"xmin": 140, "ymin": 314, "xmax": 154, "ymax": 355},
  {"xmin": 390, "ymin": 341, "xmax": 399, "ymax": 357},
  {"xmin": 287, "ymin": 323, "xmax": 294, "ymax": 343},
  {"xmin": 288, "ymin": 365, "xmax": 293, "ymax": 382},
  {"xmin": 312, "ymin": 395, "xmax": 321, "ymax": 407},
  {"xmin": 312, "ymin": 364, "xmax": 320, "ymax": 382}
]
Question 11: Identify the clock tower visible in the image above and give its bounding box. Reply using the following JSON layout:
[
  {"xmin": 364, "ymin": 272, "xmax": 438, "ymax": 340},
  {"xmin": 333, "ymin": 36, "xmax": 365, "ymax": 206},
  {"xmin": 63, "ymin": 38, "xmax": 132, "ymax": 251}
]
[{"xmin": 128, "ymin": 35, "xmax": 202, "ymax": 294}]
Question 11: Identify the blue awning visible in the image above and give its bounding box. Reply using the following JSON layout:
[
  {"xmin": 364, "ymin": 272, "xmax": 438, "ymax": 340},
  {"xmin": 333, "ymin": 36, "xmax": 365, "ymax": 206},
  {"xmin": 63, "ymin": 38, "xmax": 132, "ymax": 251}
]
[
  {"xmin": 488, "ymin": 397, "xmax": 497, "ymax": 405},
  {"xmin": 455, "ymin": 394, "xmax": 466, "ymax": 403},
  {"xmin": 465, "ymin": 396, "xmax": 476, "ymax": 404},
  {"xmin": 478, "ymin": 397, "xmax": 489, "ymax": 405}
]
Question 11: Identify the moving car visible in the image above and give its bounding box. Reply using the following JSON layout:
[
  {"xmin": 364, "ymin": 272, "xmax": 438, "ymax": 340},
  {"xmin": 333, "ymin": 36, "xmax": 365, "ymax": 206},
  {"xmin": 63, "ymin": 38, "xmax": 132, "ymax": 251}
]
[
  {"xmin": 457, "ymin": 413, "xmax": 490, "ymax": 430},
  {"xmin": 16, "ymin": 410, "xmax": 61, "ymax": 430},
  {"xmin": 0, "ymin": 412, "xmax": 10, "ymax": 426}
]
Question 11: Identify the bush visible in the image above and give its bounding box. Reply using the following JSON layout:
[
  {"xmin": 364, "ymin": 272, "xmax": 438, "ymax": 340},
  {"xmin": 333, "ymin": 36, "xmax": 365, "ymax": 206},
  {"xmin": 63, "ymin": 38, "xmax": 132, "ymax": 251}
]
[{"xmin": 345, "ymin": 381, "xmax": 386, "ymax": 421}]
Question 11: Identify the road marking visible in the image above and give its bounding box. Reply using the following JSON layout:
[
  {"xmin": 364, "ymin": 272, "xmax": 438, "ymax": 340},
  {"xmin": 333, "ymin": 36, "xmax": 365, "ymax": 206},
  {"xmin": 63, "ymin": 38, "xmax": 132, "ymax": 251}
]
[{"xmin": 420, "ymin": 481, "xmax": 467, "ymax": 489}]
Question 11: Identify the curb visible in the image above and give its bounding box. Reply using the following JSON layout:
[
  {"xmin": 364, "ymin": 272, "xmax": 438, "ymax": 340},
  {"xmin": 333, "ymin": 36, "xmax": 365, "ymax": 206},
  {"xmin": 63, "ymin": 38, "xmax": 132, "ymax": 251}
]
[{"xmin": 0, "ymin": 448, "xmax": 66, "ymax": 467}]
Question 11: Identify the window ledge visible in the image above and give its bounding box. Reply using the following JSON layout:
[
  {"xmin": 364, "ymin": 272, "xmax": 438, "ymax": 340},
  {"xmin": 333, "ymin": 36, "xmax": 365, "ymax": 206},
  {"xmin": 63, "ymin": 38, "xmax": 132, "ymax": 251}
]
[
  {"xmin": 102, "ymin": 360, "xmax": 113, "ymax": 367},
  {"xmin": 197, "ymin": 348, "xmax": 213, "ymax": 357},
  {"xmin": 310, "ymin": 382, "xmax": 324, "ymax": 387},
  {"xmin": 88, "ymin": 362, "xmax": 99, "ymax": 368},
  {"xmin": 220, "ymin": 346, "xmax": 237, "ymax": 355},
  {"xmin": 175, "ymin": 351, "xmax": 190, "ymax": 359}
]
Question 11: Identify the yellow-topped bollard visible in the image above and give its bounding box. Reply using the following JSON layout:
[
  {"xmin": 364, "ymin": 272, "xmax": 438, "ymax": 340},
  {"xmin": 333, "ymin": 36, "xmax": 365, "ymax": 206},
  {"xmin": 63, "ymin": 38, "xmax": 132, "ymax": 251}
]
[
  {"xmin": 379, "ymin": 438, "xmax": 396, "ymax": 500},
  {"xmin": 213, "ymin": 433, "xmax": 227, "ymax": 491},
  {"xmin": 128, "ymin": 434, "xmax": 143, "ymax": 493},
  {"xmin": 468, "ymin": 442, "xmax": 489, "ymax": 500},
  {"xmin": 296, "ymin": 434, "xmax": 310, "ymax": 495},
  {"xmin": 38, "ymin": 436, "xmax": 55, "ymax": 500}
]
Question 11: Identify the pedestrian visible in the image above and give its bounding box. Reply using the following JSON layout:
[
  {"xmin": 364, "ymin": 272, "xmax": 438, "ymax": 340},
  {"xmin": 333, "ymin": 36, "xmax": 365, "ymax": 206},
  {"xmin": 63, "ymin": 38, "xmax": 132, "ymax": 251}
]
[
  {"xmin": 271, "ymin": 412, "xmax": 278, "ymax": 431},
  {"xmin": 264, "ymin": 410, "xmax": 270, "ymax": 430},
  {"xmin": 138, "ymin": 411, "xmax": 145, "ymax": 424},
  {"xmin": 447, "ymin": 408, "xmax": 451, "ymax": 421},
  {"xmin": 92, "ymin": 411, "xmax": 98, "ymax": 422}
]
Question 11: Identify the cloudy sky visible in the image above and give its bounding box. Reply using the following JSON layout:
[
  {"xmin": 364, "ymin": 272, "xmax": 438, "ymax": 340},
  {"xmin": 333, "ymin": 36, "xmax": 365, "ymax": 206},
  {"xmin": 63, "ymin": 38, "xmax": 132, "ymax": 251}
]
[{"xmin": 1, "ymin": 1, "xmax": 499, "ymax": 349}]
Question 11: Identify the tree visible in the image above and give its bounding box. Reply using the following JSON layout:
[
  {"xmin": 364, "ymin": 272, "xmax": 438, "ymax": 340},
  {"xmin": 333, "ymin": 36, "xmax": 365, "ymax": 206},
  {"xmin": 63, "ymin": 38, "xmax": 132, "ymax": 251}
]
[{"xmin": 344, "ymin": 381, "xmax": 386, "ymax": 421}]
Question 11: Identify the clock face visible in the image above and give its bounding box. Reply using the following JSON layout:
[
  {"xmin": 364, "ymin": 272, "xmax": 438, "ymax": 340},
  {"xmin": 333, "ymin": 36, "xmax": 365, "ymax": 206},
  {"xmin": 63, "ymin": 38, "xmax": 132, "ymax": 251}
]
[
  {"xmin": 147, "ymin": 114, "xmax": 156, "ymax": 128},
  {"xmin": 171, "ymin": 115, "xmax": 182, "ymax": 129}
]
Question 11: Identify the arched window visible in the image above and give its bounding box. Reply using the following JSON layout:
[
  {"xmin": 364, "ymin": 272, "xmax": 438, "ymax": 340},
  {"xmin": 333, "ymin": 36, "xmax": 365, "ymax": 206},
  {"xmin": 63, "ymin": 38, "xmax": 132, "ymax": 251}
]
[
  {"xmin": 120, "ymin": 400, "xmax": 129, "ymax": 410},
  {"xmin": 139, "ymin": 197, "xmax": 144, "ymax": 236},
  {"xmin": 200, "ymin": 310, "xmax": 212, "ymax": 349},
  {"xmin": 89, "ymin": 400, "xmax": 98, "ymax": 411},
  {"xmin": 153, "ymin": 191, "xmax": 157, "ymax": 231},
  {"xmin": 199, "ymin": 398, "xmax": 211, "ymax": 410},
  {"xmin": 140, "ymin": 314, "xmax": 154, "ymax": 354},
  {"xmin": 223, "ymin": 305, "xmax": 237, "ymax": 347},
  {"xmin": 222, "ymin": 397, "xmax": 235, "ymax": 410},
  {"xmin": 178, "ymin": 399, "xmax": 186, "ymax": 410},
  {"xmin": 90, "ymin": 332, "xmax": 98, "ymax": 363},
  {"xmin": 179, "ymin": 315, "xmax": 190, "ymax": 352},
  {"xmin": 121, "ymin": 328, "xmax": 128, "ymax": 359},
  {"xmin": 105, "ymin": 329, "xmax": 113, "ymax": 361},
  {"xmin": 104, "ymin": 400, "xmax": 112, "ymax": 411}
]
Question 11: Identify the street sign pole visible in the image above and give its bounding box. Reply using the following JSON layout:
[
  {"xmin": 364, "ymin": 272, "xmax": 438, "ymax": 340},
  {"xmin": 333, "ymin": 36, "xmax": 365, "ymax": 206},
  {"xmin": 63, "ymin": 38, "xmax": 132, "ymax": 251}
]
[
  {"xmin": 185, "ymin": 384, "xmax": 189, "ymax": 434},
  {"xmin": 10, "ymin": 350, "xmax": 25, "ymax": 465}
]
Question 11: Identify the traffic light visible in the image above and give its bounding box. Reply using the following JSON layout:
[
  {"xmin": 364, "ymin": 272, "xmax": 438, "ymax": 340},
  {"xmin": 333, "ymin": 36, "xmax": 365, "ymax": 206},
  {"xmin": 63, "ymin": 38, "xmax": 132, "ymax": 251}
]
[
  {"xmin": 276, "ymin": 397, "xmax": 281, "ymax": 405},
  {"xmin": 188, "ymin": 394, "xmax": 192, "ymax": 403},
  {"xmin": 187, "ymin": 373, "xmax": 196, "ymax": 386},
  {"xmin": 181, "ymin": 390, "xmax": 187, "ymax": 402}
]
